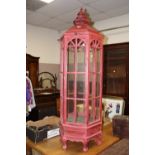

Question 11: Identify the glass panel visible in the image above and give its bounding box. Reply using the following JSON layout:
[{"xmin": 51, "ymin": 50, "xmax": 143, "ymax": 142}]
[
  {"xmin": 95, "ymin": 98, "xmax": 100, "ymax": 120},
  {"xmin": 96, "ymin": 49, "xmax": 100, "ymax": 72},
  {"xmin": 89, "ymin": 48, "xmax": 94, "ymax": 72},
  {"xmin": 77, "ymin": 74, "xmax": 85, "ymax": 98},
  {"xmin": 76, "ymin": 100, "xmax": 85, "ymax": 123},
  {"xmin": 67, "ymin": 74, "xmax": 74, "ymax": 97},
  {"xmin": 67, "ymin": 100, "xmax": 74, "ymax": 122},
  {"xmin": 89, "ymin": 73, "xmax": 93, "ymax": 98},
  {"xmin": 67, "ymin": 45, "xmax": 75, "ymax": 72},
  {"xmin": 96, "ymin": 73, "xmax": 100, "ymax": 97},
  {"xmin": 88, "ymin": 100, "xmax": 94, "ymax": 123},
  {"xmin": 77, "ymin": 42, "xmax": 85, "ymax": 72}
]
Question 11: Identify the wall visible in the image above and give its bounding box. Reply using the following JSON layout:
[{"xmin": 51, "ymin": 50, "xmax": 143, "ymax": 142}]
[
  {"xmin": 26, "ymin": 24, "xmax": 60, "ymax": 88},
  {"xmin": 26, "ymin": 24, "xmax": 60, "ymax": 64},
  {"xmin": 94, "ymin": 14, "xmax": 129, "ymax": 44}
]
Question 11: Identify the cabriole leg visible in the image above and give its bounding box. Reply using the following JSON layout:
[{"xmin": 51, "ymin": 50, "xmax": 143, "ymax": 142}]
[
  {"xmin": 62, "ymin": 138, "xmax": 67, "ymax": 150},
  {"xmin": 83, "ymin": 141, "xmax": 88, "ymax": 152}
]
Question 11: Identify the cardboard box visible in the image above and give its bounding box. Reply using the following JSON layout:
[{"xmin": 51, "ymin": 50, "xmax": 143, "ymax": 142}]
[{"xmin": 26, "ymin": 116, "xmax": 60, "ymax": 143}]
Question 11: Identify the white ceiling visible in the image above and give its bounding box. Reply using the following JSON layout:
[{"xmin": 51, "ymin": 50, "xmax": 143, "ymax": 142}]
[{"xmin": 26, "ymin": 0, "xmax": 129, "ymax": 32}]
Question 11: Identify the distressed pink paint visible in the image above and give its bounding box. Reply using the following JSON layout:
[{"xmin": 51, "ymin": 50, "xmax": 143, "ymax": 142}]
[{"xmin": 59, "ymin": 8, "xmax": 104, "ymax": 152}]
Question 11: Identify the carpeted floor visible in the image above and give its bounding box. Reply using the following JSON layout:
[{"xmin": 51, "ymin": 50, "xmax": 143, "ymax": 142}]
[{"xmin": 97, "ymin": 138, "xmax": 129, "ymax": 155}]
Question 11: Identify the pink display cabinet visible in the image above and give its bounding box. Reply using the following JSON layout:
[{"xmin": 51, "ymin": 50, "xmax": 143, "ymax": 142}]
[{"xmin": 59, "ymin": 8, "xmax": 104, "ymax": 152}]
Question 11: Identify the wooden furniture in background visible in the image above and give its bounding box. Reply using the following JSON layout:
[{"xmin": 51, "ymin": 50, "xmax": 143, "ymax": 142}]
[
  {"xmin": 27, "ymin": 91, "xmax": 60, "ymax": 121},
  {"xmin": 103, "ymin": 43, "xmax": 129, "ymax": 115},
  {"xmin": 56, "ymin": 98, "xmax": 60, "ymax": 116},
  {"xmin": 112, "ymin": 115, "xmax": 129, "ymax": 139},
  {"xmin": 26, "ymin": 123, "xmax": 119, "ymax": 155},
  {"xmin": 26, "ymin": 54, "xmax": 60, "ymax": 121},
  {"xmin": 26, "ymin": 54, "xmax": 40, "ymax": 88}
]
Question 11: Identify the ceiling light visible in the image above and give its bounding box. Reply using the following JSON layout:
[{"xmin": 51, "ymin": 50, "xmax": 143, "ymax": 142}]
[{"xmin": 40, "ymin": 0, "xmax": 55, "ymax": 3}]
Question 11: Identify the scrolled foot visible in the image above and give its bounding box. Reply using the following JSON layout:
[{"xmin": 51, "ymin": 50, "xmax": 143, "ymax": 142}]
[
  {"xmin": 62, "ymin": 138, "xmax": 67, "ymax": 150},
  {"xmin": 83, "ymin": 146, "xmax": 88, "ymax": 152},
  {"xmin": 83, "ymin": 141, "xmax": 88, "ymax": 152},
  {"xmin": 62, "ymin": 144, "xmax": 67, "ymax": 150}
]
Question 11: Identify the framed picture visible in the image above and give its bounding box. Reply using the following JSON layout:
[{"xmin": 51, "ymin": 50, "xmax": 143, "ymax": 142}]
[{"xmin": 102, "ymin": 96, "xmax": 125, "ymax": 122}]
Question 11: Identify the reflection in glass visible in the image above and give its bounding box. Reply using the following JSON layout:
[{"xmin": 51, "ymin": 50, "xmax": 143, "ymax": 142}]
[
  {"xmin": 95, "ymin": 98, "xmax": 100, "ymax": 120},
  {"xmin": 96, "ymin": 73, "xmax": 100, "ymax": 96},
  {"xmin": 77, "ymin": 74, "xmax": 85, "ymax": 98},
  {"xmin": 89, "ymin": 73, "xmax": 93, "ymax": 98},
  {"xmin": 76, "ymin": 100, "xmax": 85, "ymax": 123},
  {"xmin": 77, "ymin": 42, "xmax": 85, "ymax": 72},
  {"xmin": 89, "ymin": 48, "xmax": 94, "ymax": 72},
  {"xmin": 67, "ymin": 74, "xmax": 74, "ymax": 97},
  {"xmin": 88, "ymin": 100, "xmax": 94, "ymax": 123},
  {"xmin": 67, "ymin": 45, "xmax": 75, "ymax": 72},
  {"xmin": 67, "ymin": 100, "xmax": 74, "ymax": 122}
]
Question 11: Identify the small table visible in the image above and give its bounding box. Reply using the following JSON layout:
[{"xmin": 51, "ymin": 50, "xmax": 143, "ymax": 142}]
[{"xmin": 26, "ymin": 123, "xmax": 119, "ymax": 155}]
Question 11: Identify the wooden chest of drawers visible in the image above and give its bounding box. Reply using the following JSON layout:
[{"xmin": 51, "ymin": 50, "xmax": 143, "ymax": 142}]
[{"xmin": 27, "ymin": 91, "xmax": 60, "ymax": 121}]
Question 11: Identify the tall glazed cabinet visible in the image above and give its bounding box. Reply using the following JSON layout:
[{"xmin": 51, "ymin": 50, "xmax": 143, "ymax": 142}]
[{"xmin": 59, "ymin": 9, "xmax": 104, "ymax": 151}]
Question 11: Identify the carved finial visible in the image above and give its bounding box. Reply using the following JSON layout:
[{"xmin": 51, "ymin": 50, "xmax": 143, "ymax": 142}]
[{"xmin": 73, "ymin": 8, "xmax": 91, "ymax": 27}]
